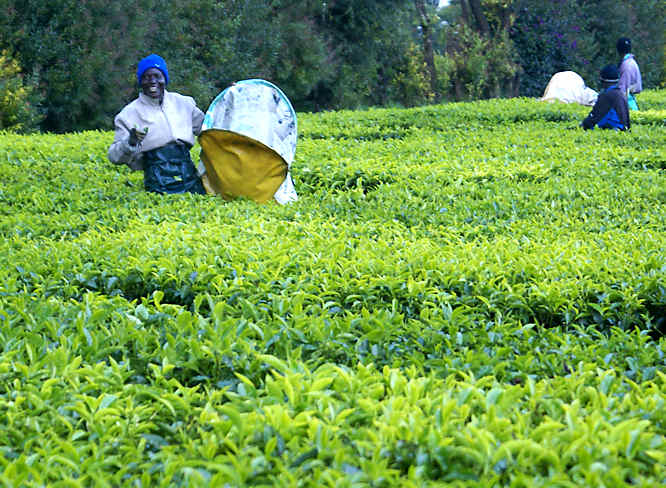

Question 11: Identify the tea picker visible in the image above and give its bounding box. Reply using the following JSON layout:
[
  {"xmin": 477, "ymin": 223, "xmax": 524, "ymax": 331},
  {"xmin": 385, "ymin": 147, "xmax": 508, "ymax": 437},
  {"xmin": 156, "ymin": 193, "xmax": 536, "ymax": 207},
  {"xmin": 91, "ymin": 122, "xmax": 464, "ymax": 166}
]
[
  {"xmin": 580, "ymin": 65, "xmax": 630, "ymax": 131},
  {"xmin": 108, "ymin": 54, "xmax": 207, "ymax": 194},
  {"xmin": 616, "ymin": 37, "xmax": 642, "ymax": 111}
]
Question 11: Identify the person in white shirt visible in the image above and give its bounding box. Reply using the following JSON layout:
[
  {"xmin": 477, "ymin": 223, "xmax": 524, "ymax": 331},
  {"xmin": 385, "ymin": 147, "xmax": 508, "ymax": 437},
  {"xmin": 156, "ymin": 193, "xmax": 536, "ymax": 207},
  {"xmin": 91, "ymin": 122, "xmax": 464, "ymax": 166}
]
[{"xmin": 108, "ymin": 54, "xmax": 206, "ymax": 194}]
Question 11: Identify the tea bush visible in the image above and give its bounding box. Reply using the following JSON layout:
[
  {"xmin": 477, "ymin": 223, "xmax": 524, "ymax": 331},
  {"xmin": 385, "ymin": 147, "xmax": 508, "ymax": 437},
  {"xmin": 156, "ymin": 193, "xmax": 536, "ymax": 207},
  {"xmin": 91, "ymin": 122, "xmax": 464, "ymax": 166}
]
[{"xmin": 1, "ymin": 91, "xmax": 665, "ymax": 486}]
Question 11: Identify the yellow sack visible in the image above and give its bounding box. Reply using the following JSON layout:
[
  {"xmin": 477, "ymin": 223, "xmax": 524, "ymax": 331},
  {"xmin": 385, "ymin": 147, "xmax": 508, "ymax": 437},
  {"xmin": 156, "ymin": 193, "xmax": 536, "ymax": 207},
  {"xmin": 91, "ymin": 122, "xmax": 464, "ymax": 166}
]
[{"xmin": 199, "ymin": 129, "xmax": 286, "ymax": 204}]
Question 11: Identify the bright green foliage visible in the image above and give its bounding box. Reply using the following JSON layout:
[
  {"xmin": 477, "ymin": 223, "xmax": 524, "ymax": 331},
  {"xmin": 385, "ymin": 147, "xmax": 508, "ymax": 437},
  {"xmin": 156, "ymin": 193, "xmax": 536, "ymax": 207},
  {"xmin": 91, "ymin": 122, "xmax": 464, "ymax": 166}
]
[
  {"xmin": 0, "ymin": 51, "xmax": 42, "ymax": 133},
  {"xmin": 1, "ymin": 92, "xmax": 665, "ymax": 485}
]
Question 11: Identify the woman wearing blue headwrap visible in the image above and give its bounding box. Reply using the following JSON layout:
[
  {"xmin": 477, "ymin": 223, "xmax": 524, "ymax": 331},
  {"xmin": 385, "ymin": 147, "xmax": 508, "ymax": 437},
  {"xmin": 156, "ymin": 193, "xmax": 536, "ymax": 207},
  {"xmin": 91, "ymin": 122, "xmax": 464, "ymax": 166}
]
[{"xmin": 108, "ymin": 54, "xmax": 206, "ymax": 194}]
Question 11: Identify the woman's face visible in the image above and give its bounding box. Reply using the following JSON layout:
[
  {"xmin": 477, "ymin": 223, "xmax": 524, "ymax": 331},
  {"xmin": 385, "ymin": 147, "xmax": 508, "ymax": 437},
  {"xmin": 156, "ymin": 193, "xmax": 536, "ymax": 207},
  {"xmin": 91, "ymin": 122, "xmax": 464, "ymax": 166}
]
[{"xmin": 140, "ymin": 68, "xmax": 166, "ymax": 100}]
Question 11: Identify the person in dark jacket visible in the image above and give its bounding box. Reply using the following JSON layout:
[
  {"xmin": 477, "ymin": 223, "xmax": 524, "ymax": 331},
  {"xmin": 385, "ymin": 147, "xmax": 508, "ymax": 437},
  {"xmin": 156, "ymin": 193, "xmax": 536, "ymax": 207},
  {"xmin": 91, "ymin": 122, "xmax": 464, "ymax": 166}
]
[{"xmin": 581, "ymin": 65, "xmax": 630, "ymax": 131}]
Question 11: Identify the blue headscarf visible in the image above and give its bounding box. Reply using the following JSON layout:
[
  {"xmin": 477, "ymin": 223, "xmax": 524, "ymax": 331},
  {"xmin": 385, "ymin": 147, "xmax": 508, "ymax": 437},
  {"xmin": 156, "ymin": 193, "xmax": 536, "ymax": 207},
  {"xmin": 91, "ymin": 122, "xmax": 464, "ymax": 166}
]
[{"xmin": 137, "ymin": 54, "xmax": 169, "ymax": 85}]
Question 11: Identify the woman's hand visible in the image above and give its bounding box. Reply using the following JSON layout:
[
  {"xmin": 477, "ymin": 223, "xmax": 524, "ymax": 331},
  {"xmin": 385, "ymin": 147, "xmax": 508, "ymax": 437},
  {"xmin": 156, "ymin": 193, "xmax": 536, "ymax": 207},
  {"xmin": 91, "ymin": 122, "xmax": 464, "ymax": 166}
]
[{"xmin": 129, "ymin": 126, "xmax": 149, "ymax": 146}]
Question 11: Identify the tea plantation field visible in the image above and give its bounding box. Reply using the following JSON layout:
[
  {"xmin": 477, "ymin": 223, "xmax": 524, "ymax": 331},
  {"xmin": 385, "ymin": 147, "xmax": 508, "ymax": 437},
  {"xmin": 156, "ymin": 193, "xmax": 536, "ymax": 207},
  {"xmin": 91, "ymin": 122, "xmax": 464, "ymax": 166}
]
[{"xmin": 1, "ymin": 91, "xmax": 665, "ymax": 486}]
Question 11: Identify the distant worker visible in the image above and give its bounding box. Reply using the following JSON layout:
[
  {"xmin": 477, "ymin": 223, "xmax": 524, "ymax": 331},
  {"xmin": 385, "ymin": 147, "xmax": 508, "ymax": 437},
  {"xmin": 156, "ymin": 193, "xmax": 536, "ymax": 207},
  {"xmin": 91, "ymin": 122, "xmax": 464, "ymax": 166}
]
[
  {"xmin": 581, "ymin": 65, "xmax": 630, "ymax": 131},
  {"xmin": 616, "ymin": 37, "xmax": 642, "ymax": 110},
  {"xmin": 108, "ymin": 54, "xmax": 206, "ymax": 194}
]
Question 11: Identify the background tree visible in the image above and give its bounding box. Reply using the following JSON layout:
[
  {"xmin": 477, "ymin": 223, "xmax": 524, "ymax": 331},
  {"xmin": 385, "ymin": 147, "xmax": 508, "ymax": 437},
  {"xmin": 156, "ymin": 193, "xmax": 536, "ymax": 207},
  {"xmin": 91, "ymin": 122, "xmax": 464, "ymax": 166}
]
[
  {"xmin": 306, "ymin": 0, "xmax": 421, "ymax": 108},
  {"xmin": 0, "ymin": 0, "xmax": 147, "ymax": 132},
  {"xmin": 0, "ymin": 0, "xmax": 662, "ymax": 132},
  {"xmin": 414, "ymin": 0, "xmax": 440, "ymax": 99},
  {"xmin": 0, "ymin": 50, "xmax": 43, "ymax": 132},
  {"xmin": 441, "ymin": 0, "xmax": 664, "ymax": 99},
  {"xmin": 441, "ymin": 0, "xmax": 519, "ymax": 99},
  {"xmin": 510, "ymin": 0, "xmax": 664, "ymax": 96}
]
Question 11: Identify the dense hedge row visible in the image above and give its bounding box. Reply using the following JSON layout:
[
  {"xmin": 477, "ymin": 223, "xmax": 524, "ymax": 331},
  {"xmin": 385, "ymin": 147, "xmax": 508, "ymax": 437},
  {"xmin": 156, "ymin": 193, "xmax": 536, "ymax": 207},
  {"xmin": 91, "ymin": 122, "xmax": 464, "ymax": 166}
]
[{"xmin": 1, "ymin": 92, "xmax": 665, "ymax": 485}]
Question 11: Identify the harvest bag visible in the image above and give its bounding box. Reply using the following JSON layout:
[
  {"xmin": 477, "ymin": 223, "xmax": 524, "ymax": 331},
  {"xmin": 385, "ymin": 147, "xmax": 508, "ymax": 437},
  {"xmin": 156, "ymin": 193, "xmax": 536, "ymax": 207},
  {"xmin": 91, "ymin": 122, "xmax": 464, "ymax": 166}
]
[
  {"xmin": 198, "ymin": 79, "xmax": 298, "ymax": 204},
  {"xmin": 540, "ymin": 71, "xmax": 598, "ymax": 106},
  {"xmin": 143, "ymin": 142, "xmax": 206, "ymax": 194},
  {"xmin": 627, "ymin": 93, "xmax": 639, "ymax": 111}
]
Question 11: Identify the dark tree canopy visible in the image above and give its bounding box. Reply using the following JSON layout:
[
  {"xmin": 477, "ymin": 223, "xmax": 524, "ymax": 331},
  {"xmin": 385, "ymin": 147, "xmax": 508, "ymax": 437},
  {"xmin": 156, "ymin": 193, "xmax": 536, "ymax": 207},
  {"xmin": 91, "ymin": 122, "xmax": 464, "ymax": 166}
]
[{"xmin": 0, "ymin": 0, "xmax": 663, "ymax": 132}]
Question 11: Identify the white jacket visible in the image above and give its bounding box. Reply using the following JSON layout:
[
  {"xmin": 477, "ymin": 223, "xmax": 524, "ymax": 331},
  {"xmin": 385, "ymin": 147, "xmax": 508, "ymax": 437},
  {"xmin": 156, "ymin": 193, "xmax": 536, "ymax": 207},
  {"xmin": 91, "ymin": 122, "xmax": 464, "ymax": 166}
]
[{"xmin": 108, "ymin": 90, "xmax": 204, "ymax": 171}]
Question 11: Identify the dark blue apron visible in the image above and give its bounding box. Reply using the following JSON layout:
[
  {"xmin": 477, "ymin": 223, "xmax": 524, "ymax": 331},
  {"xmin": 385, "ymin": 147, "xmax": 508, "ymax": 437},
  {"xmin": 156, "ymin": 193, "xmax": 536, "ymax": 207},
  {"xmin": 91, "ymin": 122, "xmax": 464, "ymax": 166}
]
[{"xmin": 143, "ymin": 142, "xmax": 206, "ymax": 194}]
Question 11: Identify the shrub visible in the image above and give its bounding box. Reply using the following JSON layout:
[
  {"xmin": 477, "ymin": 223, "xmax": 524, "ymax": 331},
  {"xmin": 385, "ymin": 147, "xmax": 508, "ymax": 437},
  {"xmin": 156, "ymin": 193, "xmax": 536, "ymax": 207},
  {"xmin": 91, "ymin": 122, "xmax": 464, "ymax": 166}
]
[
  {"xmin": 444, "ymin": 25, "xmax": 519, "ymax": 100},
  {"xmin": 1, "ymin": 92, "xmax": 665, "ymax": 486},
  {"xmin": 388, "ymin": 43, "xmax": 434, "ymax": 107},
  {"xmin": 0, "ymin": 50, "xmax": 43, "ymax": 132}
]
